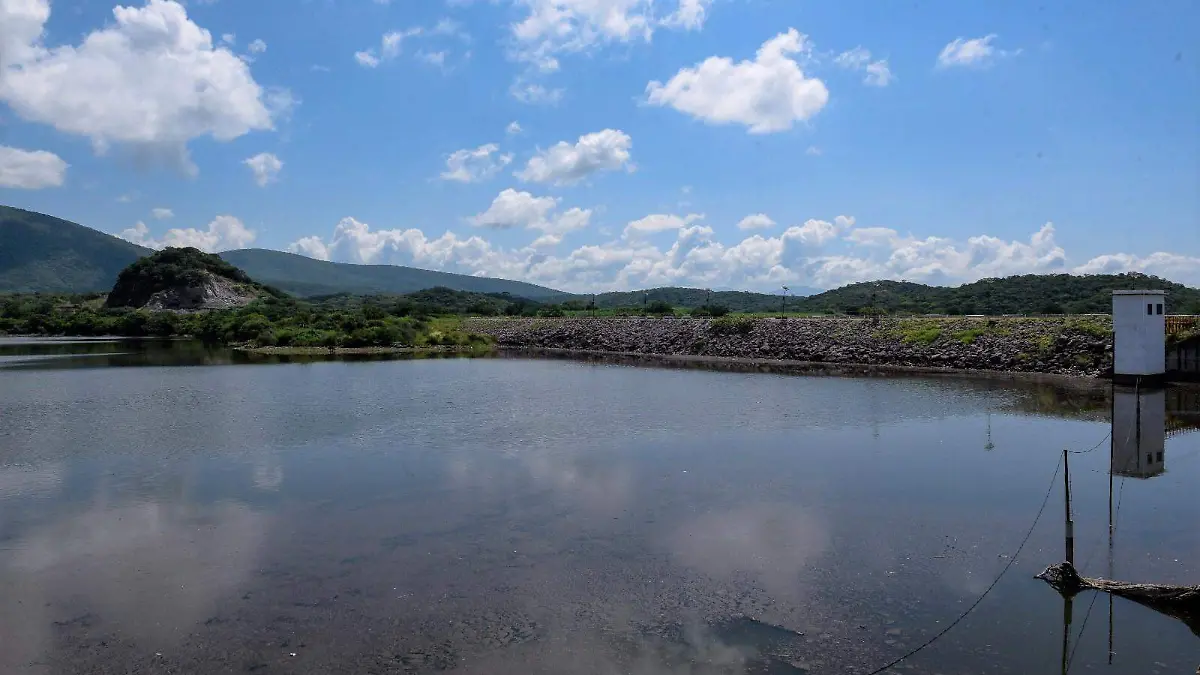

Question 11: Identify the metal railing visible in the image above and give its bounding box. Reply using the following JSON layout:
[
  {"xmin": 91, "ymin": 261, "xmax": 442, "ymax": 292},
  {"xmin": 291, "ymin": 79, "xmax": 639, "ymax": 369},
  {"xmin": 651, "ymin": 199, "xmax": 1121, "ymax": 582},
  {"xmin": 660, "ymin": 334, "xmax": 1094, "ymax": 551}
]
[{"xmin": 1167, "ymin": 315, "xmax": 1199, "ymax": 335}]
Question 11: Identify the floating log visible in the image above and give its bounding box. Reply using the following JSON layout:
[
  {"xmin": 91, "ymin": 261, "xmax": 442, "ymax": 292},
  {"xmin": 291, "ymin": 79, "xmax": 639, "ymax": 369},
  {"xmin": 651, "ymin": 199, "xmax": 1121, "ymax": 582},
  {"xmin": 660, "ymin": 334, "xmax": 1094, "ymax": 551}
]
[{"xmin": 1036, "ymin": 561, "xmax": 1200, "ymax": 638}]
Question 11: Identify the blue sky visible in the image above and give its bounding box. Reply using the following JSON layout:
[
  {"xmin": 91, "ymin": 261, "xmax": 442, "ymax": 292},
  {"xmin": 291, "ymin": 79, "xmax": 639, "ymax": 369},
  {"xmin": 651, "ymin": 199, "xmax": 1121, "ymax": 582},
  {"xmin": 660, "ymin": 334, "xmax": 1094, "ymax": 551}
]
[{"xmin": 1, "ymin": 0, "xmax": 1197, "ymax": 292}]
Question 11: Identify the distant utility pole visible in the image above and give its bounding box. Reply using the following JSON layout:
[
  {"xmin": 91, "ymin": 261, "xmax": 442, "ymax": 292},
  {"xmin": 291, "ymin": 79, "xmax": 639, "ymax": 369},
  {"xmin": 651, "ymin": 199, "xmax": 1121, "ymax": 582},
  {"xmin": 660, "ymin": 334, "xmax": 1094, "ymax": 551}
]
[
  {"xmin": 643, "ymin": 292, "xmax": 648, "ymax": 308},
  {"xmin": 780, "ymin": 285, "xmax": 789, "ymax": 319},
  {"xmin": 590, "ymin": 293, "xmax": 596, "ymax": 318}
]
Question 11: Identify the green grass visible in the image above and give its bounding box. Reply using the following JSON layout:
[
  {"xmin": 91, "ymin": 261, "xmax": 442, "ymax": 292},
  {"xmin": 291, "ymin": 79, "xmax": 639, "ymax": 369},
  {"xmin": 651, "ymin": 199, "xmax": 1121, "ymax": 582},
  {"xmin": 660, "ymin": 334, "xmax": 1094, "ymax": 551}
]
[
  {"xmin": 953, "ymin": 327, "xmax": 987, "ymax": 345},
  {"xmin": 1064, "ymin": 318, "xmax": 1111, "ymax": 338}
]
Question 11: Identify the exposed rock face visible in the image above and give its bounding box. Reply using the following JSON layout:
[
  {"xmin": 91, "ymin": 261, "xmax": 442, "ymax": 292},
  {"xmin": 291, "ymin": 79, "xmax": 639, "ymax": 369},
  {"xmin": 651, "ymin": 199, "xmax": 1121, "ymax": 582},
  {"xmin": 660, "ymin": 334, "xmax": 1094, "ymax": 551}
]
[
  {"xmin": 141, "ymin": 273, "xmax": 259, "ymax": 311},
  {"xmin": 466, "ymin": 316, "xmax": 1115, "ymax": 378}
]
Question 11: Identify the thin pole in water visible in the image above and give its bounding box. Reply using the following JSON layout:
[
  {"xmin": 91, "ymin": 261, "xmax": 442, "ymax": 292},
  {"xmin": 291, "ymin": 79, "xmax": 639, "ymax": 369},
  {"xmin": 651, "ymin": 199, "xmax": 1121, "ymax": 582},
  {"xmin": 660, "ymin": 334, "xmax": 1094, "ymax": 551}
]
[{"xmin": 1063, "ymin": 448, "xmax": 1074, "ymax": 566}]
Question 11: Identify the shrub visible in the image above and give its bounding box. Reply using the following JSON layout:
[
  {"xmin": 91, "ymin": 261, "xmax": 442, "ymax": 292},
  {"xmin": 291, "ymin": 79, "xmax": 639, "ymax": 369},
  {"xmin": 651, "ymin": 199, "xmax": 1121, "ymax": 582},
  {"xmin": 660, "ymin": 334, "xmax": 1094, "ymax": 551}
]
[
  {"xmin": 709, "ymin": 316, "xmax": 757, "ymax": 335},
  {"xmin": 645, "ymin": 300, "xmax": 675, "ymax": 315}
]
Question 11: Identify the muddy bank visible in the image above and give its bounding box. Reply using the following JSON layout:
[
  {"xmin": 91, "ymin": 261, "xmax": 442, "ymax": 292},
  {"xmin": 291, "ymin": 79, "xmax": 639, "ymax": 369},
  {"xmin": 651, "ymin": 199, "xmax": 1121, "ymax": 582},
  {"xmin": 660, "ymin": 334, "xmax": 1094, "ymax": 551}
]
[{"xmin": 466, "ymin": 316, "xmax": 1114, "ymax": 378}]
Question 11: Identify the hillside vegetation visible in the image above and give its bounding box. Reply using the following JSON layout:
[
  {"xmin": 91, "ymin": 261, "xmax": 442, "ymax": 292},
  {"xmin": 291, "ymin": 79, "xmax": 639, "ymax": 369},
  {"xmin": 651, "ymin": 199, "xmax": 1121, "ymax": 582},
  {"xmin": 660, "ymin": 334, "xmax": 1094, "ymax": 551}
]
[
  {"xmin": 220, "ymin": 248, "xmax": 568, "ymax": 301},
  {"xmin": 792, "ymin": 274, "xmax": 1200, "ymax": 315},
  {"xmin": 0, "ymin": 205, "xmax": 149, "ymax": 293},
  {"xmin": 105, "ymin": 247, "xmax": 282, "ymax": 308}
]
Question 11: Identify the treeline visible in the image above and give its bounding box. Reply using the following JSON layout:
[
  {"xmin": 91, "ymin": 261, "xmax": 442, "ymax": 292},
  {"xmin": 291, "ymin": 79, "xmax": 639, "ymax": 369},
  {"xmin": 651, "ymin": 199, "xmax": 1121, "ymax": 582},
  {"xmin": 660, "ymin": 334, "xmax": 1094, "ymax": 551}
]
[
  {"xmin": 796, "ymin": 273, "xmax": 1200, "ymax": 316},
  {"xmin": 0, "ymin": 293, "xmax": 487, "ymax": 349},
  {"xmin": 574, "ymin": 273, "xmax": 1200, "ymax": 316}
]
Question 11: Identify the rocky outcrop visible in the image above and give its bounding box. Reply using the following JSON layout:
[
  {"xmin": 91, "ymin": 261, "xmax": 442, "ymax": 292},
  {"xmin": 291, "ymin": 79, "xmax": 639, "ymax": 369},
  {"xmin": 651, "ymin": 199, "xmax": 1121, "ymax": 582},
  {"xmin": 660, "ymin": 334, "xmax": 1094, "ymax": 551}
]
[
  {"xmin": 142, "ymin": 273, "xmax": 260, "ymax": 311},
  {"xmin": 466, "ymin": 316, "xmax": 1115, "ymax": 378}
]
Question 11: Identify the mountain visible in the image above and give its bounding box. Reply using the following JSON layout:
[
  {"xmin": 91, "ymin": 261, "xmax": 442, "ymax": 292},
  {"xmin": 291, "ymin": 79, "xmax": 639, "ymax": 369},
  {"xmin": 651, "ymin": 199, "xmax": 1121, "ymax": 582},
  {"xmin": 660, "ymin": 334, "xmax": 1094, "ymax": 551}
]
[
  {"xmin": 0, "ymin": 205, "xmax": 150, "ymax": 293},
  {"xmin": 792, "ymin": 275, "xmax": 1200, "ymax": 315},
  {"xmin": 218, "ymin": 248, "xmax": 569, "ymax": 301},
  {"xmin": 0, "ymin": 206, "xmax": 568, "ymax": 300},
  {"xmin": 106, "ymin": 247, "xmax": 281, "ymax": 310}
]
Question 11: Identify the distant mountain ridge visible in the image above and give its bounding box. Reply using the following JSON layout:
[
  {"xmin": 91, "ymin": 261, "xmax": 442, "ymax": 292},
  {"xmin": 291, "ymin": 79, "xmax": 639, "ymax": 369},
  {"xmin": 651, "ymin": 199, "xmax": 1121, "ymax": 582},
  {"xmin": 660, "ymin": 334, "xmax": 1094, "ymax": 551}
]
[
  {"xmin": 0, "ymin": 205, "xmax": 150, "ymax": 293},
  {"xmin": 0, "ymin": 206, "xmax": 568, "ymax": 300},
  {"xmin": 219, "ymin": 249, "xmax": 569, "ymax": 301},
  {"xmin": 3, "ymin": 205, "xmax": 1197, "ymax": 313}
]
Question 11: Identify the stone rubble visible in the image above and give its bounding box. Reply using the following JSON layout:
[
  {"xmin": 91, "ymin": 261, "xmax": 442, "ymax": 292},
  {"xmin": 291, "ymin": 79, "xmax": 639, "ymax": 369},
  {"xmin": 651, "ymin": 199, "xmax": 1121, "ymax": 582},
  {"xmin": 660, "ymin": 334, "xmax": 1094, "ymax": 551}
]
[{"xmin": 466, "ymin": 316, "xmax": 1115, "ymax": 378}]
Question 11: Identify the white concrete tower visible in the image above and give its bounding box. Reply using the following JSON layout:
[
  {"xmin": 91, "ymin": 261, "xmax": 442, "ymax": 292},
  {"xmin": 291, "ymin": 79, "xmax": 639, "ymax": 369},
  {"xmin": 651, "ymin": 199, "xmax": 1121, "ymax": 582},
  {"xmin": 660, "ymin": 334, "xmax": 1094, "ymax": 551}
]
[{"xmin": 1111, "ymin": 290, "xmax": 1166, "ymax": 384}]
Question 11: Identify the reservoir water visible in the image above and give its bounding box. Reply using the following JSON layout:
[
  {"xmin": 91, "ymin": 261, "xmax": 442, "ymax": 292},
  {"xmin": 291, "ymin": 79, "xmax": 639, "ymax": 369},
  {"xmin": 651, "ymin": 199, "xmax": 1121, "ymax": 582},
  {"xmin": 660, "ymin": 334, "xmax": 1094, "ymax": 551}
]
[{"xmin": 1, "ymin": 337, "xmax": 1197, "ymax": 674}]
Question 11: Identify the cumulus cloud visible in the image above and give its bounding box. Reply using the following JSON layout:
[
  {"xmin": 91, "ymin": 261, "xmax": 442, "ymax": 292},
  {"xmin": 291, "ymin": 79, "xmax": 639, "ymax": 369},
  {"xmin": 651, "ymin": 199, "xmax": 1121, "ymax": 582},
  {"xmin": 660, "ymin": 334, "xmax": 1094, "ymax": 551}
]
[
  {"xmin": 623, "ymin": 213, "xmax": 704, "ymax": 238},
  {"xmin": 736, "ymin": 213, "xmax": 776, "ymax": 230},
  {"xmin": 646, "ymin": 29, "xmax": 829, "ymax": 133},
  {"xmin": 1073, "ymin": 252, "xmax": 1200, "ymax": 281},
  {"xmin": 506, "ymin": 121, "xmax": 523, "ymax": 135},
  {"xmin": 243, "ymin": 152, "xmax": 282, "ymax": 186},
  {"xmin": 508, "ymin": 0, "xmax": 713, "ymax": 73},
  {"xmin": 441, "ymin": 143, "xmax": 513, "ymax": 182},
  {"xmin": 0, "ymin": 145, "xmax": 67, "ymax": 188},
  {"xmin": 0, "ymin": 0, "xmax": 288, "ymax": 175},
  {"xmin": 517, "ymin": 129, "xmax": 633, "ymax": 185},
  {"xmin": 119, "ymin": 215, "xmax": 256, "ymax": 252},
  {"xmin": 937, "ymin": 34, "xmax": 1016, "ymax": 68},
  {"xmin": 835, "ymin": 46, "xmax": 893, "ymax": 86},
  {"xmin": 151, "ymin": 207, "xmax": 174, "ymax": 220},
  {"xmin": 246, "ymin": 38, "xmax": 266, "ymax": 54},
  {"xmin": 284, "ymin": 211, "xmax": 1200, "ymax": 292},
  {"xmin": 467, "ymin": 188, "xmax": 592, "ymax": 243}
]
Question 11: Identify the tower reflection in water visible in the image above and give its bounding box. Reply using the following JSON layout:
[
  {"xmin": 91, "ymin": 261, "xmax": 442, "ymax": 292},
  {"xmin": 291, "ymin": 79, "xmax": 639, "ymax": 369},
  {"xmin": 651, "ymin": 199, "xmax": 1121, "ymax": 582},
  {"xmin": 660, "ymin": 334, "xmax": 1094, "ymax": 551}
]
[
  {"xmin": 1055, "ymin": 384, "xmax": 1200, "ymax": 674},
  {"xmin": 1111, "ymin": 386, "xmax": 1166, "ymax": 478}
]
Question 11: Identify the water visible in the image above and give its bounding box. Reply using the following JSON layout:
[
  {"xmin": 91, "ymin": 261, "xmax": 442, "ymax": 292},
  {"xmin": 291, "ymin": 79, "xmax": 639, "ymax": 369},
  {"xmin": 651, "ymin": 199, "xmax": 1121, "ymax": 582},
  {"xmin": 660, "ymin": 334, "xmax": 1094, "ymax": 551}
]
[{"xmin": 0, "ymin": 338, "xmax": 1196, "ymax": 674}]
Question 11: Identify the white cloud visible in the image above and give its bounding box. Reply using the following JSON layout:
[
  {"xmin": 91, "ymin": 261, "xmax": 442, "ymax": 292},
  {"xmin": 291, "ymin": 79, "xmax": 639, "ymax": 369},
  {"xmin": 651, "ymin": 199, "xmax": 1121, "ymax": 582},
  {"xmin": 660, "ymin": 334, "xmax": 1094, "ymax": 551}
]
[
  {"xmin": 441, "ymin": 143, "xmax": 513, "ymax": 183},
  {"xmin": 288, "ymin": 235, "xmax": 331, "ymax": 261},
  {"xmin": 416, "ymin": 50, "xmax": 448, "ymax": 68},
  {"xmin": 510, "ymin": 80, "xmax": 563, "ymax": 105},
  {"xmin": 736, "ymin": 213, "xmax": 776, "ymax": 230},
  {"xmin": 283, "ymin": 212, "xmax": 1200, "ymax": 291},
  {"xmin": 432, "ymin": 17, "xmax": 470, "ymax": 41},
  {"xmin": 805, "ymin": 145, "xmax": 822, "ymax": 156},
  {"xmin": 937, "ymin": 34, "xmax": 1016, "ymax": 69},
  {"xmin": 467, "ymin": 188, "xmax": 592, "ymax": 238},
  {"xmin": 646, "ymin": 29, "xmax": 829, "ymax": 134},
  {"xmin": 0, "ymin": 0, "xmax": 287, "ymax": 175},
  {"xmin": 517, "ymin": 129, "xmax": 633, "ymax": 185},
  {"xmin": 220, "ymin": 33, "xmax": 235, "ymax": 46},
  {"xmin": 355, "ymin": 27, "xmax": 422, "ymax": 67},
  {"xmin": 508, "ymin": 0, "xmax": 713, "ymax": 73},
  {"xmin": 151, "ymin": 207, "xmax": 174, "ymax": 220},
  {"xmin": 243, "ymin": 152, "xmax": 282, "ymax": 187},
  {"xmin": 506, "ymin": 121, "xmax": 523, "ymax": 135},
  {"xmin": 246, "ymin": 38, "xmax": 266, "ymax": 54},
  {"xmin": 834, "ymin": 46, "xmax": 893, "ymax": 86},
  {"xmin": 863, "ymin": 60, "xmax": 893, "ymax": 86},
  {"xmin": 0, "ymin": 145, "xmax": 67, "ymax": 189},
  {"xmin": 623, "ymin": 213, "xmax": 703, "ymax": 238},
  {"xmin": 1073, "ymin": 252, "xmax": 1200, "ymax": 282},
  {"xmin": 119, "ymin": 215, "xmax": 256, "ymax": 252}
]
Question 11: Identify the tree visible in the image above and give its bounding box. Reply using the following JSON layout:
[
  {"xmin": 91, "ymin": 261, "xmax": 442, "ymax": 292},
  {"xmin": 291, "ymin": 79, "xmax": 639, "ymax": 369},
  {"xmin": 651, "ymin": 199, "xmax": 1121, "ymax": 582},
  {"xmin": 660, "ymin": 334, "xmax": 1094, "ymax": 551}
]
[{"xmin": 646, "ymin": 300, "xmax": 674, "ymax": 315}]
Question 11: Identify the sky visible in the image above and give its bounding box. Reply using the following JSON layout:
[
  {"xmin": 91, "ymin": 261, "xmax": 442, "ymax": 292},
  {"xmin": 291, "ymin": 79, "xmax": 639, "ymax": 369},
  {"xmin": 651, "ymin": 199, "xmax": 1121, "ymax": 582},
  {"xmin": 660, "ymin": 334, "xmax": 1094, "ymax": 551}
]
[{"xmin": 0, "ymin": 0, "xmax": 1197, "ymax": 292}]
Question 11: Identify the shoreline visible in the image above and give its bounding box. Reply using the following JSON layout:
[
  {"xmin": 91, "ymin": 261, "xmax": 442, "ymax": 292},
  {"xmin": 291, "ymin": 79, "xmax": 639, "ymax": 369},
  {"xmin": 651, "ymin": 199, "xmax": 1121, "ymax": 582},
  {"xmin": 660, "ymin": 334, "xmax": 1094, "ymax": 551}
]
[{"xmin": 234, "ymin": 344, "xmax": 488, "ymax": 356}]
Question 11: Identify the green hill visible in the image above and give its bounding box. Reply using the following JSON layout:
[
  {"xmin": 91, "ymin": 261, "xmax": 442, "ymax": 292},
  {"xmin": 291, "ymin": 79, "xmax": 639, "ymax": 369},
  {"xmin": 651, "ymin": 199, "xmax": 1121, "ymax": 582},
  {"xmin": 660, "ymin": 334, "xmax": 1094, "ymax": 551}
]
[
  {"xmin": 592, "ymin": 287, "xmax": 815, "ymax": 313},
  {"xmin": 793, "ymin": 274, "xmax": 1200, "ymax": 315},
  {"xmin": 105, "ymin": 247, "xmax": 282, "ymax": 309},
  {"xmin": 0, "ymin": 206, "xmax": 568, "ymax": 300},
  {"xmin": 218, "ymin": 248, "xmax": 569, "ymax": 301},
  {"xmin": 0, "ymin": 205, "xmax": 150, "ymax": 293}
]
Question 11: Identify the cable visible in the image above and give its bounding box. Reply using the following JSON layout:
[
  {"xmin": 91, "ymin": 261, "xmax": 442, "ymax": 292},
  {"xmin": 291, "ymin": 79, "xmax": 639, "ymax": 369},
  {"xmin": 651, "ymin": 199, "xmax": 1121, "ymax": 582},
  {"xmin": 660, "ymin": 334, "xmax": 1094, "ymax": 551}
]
[
  {"xmin": 1065, "ymin": 588, "xmax": 1101, "ymax": 672},
  {"xmin": 859, "ymin": 454, "xmax": 1064, "ymax": 675},
  {"xmin": 1068, "ymin": 431, "xmax": 1112, "ymax": 455}
]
